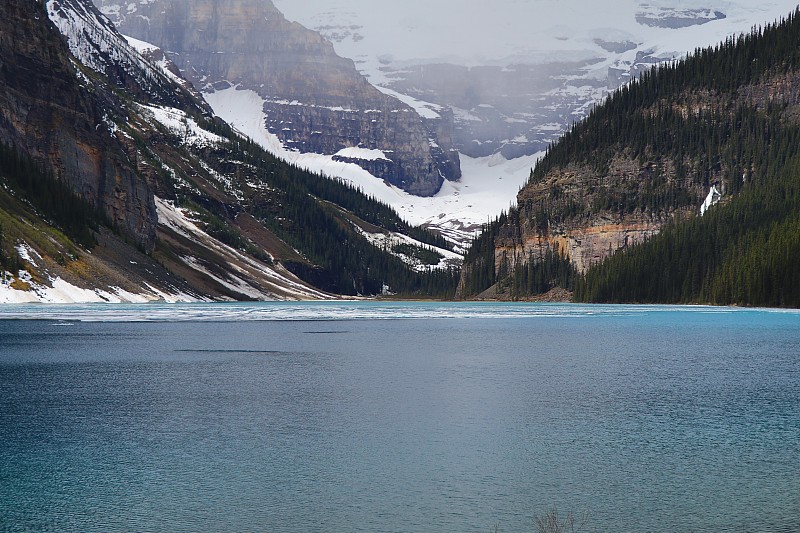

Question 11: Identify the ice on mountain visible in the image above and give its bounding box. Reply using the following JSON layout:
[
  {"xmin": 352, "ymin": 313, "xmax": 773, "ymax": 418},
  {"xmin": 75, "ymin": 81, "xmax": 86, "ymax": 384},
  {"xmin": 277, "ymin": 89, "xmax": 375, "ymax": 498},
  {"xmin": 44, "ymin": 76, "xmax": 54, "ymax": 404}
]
[{"xmin": 700, "ymin": 185, "xmax": 722, "ymax": 215}]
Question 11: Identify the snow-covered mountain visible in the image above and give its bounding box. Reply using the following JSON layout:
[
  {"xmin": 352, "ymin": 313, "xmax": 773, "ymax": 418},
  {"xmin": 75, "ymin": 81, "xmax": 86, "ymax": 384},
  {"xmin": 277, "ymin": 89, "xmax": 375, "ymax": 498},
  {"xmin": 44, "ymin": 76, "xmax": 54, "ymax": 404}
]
[
  {"xmin": 93, "ymin": 0, "xmax": 461, "ymax": 198},
  {"xmin": 90, "ymin": 0, "xmax": 799, "ymax": 248},
  {"xmin": 273, "ymin": 0, "xmax": 798, "ymax": 154},
  {"xmin": 2, "ymin": 0, "xmax": 460, "ymax": 303}
]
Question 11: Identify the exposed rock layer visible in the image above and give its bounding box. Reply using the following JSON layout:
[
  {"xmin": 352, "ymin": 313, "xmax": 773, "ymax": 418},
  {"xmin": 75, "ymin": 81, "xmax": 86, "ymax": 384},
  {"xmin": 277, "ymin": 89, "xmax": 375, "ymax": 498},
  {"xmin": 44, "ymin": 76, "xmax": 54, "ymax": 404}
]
[
  {"xmin": 0, "ymin": 0, "xmax": 156, "ymax": 250},
  {"xmin": 494, "ymin": 156, "xmax": 706, "ymax": 278},
  {"xmin": 97, "ymin": 0, "xmax": 460, "ymax": 196}
]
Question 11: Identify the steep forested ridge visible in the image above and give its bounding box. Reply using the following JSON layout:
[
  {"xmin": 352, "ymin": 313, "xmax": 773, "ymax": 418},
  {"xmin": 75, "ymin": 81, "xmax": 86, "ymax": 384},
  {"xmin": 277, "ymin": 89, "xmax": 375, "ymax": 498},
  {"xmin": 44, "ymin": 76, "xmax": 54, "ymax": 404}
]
[
  {"xmin": 460, "ymin": 8, "xmax": 800, "ymax": 307},
  {"xmin": 205, "ymin": 133, "xmax": 460, "ymax": 297},
  {"xmin": 0, "ymin": 0, "xmax": 459, "ymax": 301}
]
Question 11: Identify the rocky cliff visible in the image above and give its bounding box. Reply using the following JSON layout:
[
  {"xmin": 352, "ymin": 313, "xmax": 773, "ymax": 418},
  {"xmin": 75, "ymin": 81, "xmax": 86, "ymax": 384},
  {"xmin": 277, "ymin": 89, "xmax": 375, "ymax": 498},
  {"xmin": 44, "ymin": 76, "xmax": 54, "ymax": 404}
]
[
  {"xmin": 1, "ymin": 0, "xmax": 459, "ymax": 302},
  {"xmin": 95, "ymin": 0, "xmax": 461, "ymax": 196},
  {"xmin": 495, "ymin": 156, "xmax": 704, "ymax": 276},
  {"xmin": 0, "ymin": 0, "xmax": 155, "ymax": 251}
]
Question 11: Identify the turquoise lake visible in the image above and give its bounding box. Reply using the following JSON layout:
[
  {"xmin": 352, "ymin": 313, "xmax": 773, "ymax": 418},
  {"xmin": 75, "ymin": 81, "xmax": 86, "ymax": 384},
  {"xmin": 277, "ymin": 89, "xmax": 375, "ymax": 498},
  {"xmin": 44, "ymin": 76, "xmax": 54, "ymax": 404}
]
[{"xmin": 1, "ymin": 302, "xmax": 798, "ymax": 532}]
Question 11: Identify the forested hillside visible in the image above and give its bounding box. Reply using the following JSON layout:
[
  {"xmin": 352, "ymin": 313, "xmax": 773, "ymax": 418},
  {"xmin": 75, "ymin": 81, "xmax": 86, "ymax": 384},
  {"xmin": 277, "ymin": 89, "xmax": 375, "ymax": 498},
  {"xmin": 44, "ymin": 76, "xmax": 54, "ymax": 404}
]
[
  {"xmin": 460, "ymin": 8, "xmax": 800, "ymax": 307},
  {"xmin": 0, "ymin": 0, "xmax": 460, "ymax": 301}
]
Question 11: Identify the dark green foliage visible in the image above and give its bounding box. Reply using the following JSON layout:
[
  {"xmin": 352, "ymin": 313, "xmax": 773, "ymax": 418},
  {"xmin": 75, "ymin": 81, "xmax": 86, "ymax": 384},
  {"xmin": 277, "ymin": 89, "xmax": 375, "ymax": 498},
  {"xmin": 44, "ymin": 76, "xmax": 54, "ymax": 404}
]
[
  {"xmin": 0, "ymin": 223, "xmax": 20, "ymax": 274},
  {"xmin": 252, "ymin": 191, "xmax": 456, "ymax": 297},
  {"xmin": 461, "ymin": 208, "xmax": 578, "ymax": 299},
  {"xmin": 0, "ymin": 142, "xmax": 104, "ymax": 248},
  {"xmin": 459, "ymin": 214, "xmax": 506, "ymax": 296},
  {"xmin": 576, "ymin": 153, "xmax": 800, "ymax": 307},
  {"xmin": 0, "ymin": 223, "xmax": 5, "ymax": 268},
  {"xmin": 570, "ymin": 10, "xmax": 800, "ymax": 307},
  {"xmin": 506, "ymin": 249, "xmax": 577, "ymax": 299},
  {"xmin": 180, "ymin": 200, "xmax": 273, "ymax": 264},
  {"xmin": 391, "ymin": 243, "xmax": 443, "ymax": 266},
  {"xmin": 303, "ymin": 175, "xmax": 452, "ymax": 251}
]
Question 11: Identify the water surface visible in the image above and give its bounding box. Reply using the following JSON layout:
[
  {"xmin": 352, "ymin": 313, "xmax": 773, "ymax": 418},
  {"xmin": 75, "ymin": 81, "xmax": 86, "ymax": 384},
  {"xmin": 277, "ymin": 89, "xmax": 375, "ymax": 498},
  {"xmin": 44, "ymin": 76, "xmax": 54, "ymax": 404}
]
[{"xmin": 1, "ymin": 302, "xmax": 798, "ymax": 532}]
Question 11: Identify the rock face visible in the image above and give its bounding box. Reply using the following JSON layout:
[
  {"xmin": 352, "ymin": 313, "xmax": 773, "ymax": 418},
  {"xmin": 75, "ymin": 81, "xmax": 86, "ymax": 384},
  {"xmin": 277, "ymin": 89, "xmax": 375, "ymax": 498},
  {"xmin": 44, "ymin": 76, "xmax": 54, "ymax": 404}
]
[
  {"xmin": 635, "ymin": 6, "xmax": 726, "ymax": 29},
  {"xmin": 493, "ymin": 156, "xmax": 707, "ymax": 277},
  {"xmin": 0, "ymin": 0, "xmax": 156, "ymax": 251},
  {"xmin": 496, "ymin": 214, "xmax": 666, "ymax": 275},
  {"xmin": 95, "ymin": 0, "xmax": 460, "ymax": 196}
]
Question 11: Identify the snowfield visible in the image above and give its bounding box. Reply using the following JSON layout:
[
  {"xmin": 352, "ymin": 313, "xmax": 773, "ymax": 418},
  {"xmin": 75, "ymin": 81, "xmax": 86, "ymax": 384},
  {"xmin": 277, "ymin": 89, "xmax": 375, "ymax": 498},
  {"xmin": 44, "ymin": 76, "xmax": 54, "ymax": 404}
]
[
  {"xmin": 0, "ymin": 265, "xmax": 197, "ymax": 304},
  {"xmin": 334, "ymin": 147, "xmax": 391, "ymax": 161},
  {"xmin": 204, "ymin": 86, "xmax": 541, "ymax": 248}
]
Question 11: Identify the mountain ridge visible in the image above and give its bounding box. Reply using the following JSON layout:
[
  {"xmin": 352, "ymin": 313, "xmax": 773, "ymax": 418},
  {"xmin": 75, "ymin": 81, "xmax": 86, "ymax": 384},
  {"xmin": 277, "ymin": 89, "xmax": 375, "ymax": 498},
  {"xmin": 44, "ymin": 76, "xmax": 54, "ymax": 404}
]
[
  {"xmin": 459, "ymin": 7, "xmax": 800, "ymax": 307},
  {"xmin": 0, "ymin": 0, "xmax": 459, "ymax": 303},
  {"xmin": 94, "ymin": 0, "xmax": 461, "ymax": 197}
]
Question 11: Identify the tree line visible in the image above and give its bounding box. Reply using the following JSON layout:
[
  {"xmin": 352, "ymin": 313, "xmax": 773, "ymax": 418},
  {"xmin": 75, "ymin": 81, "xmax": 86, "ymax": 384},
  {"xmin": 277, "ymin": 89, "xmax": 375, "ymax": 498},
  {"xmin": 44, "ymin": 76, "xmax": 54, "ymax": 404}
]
[
  {"xmin": 576, "ymin": 151, "xmax": 800, "ymax": 307},
  {"xmin": 192, "ymin": 135, "xmax": 461, "ymax": 298}
]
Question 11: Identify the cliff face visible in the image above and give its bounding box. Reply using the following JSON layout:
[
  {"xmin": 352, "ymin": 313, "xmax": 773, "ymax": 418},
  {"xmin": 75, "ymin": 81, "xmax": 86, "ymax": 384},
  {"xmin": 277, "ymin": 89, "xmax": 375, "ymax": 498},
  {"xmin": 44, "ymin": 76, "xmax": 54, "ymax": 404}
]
[
  {"xmin": 497, "ymin": 156, "xmax": 704, "ymax": 276},
  {"xmin": 0, "ymin": 0, "xmax": 156, "ymax": 251},
  {"xmin": 96, "ymin": 0, "xmax": 461, "ymax": 196},
  {"xmin": 495, "ymin": 215, "xmax": 666, "ymax": 276}
]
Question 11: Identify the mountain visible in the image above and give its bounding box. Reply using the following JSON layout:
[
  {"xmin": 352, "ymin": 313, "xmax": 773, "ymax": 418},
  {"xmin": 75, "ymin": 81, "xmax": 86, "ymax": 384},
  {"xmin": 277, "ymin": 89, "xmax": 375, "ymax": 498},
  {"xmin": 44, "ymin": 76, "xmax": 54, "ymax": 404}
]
[
  {"xmin": 459, "ymin": 8, "xmax": 800, "ymax": 307},
  {"xmin": 95, "ymin": 0, "xmax": 794, "ymax": 251},
  {"xmin": 0, "ymin": 0, "xmax": 459, "ymax": 303},
  {"xmin": 1, "ymin": 0, "xmax": 157, "ymax": 252},
  {"xmin": 93, "ymin": 0, "xmax": 461, "ymax": 198},
  {"xmin": 274, "ymin": 0, "xmax": 797, "ymax": 159}
]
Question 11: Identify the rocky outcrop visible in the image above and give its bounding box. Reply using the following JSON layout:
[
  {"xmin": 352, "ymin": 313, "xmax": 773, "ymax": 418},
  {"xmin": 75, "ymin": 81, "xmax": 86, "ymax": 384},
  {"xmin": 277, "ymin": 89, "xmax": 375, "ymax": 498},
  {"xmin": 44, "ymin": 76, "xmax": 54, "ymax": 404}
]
[
  {"xmin": 0, "ymin": 0, "xmax": 156, "ymax": 251},
  {"xmin": 495, "ymin": 156, "xmax": 706, "ymax": 276},
  {"xmin": 96, "ymin": 0, "xmax": 460, "ymax": 196},
  {"xmin": 496, "ymin": 214, "xmax": 666, "ymax": 274}
]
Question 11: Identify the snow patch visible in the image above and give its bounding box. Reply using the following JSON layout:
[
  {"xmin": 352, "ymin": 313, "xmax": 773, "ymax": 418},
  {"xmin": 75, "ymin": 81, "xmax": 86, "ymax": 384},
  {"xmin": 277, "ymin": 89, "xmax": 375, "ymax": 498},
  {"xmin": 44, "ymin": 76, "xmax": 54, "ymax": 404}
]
[
  {"xmin": 15, "ymin": 244, "xmax": 40, "ymax": 268},
  {"xmin": 138, "ymin": 104, "xmax": 224, "ymax": 148},
  {"xmin": 335, "ymin": 147, "xmax": 390, "ymax": 161},
  {"xmin": 375, "ymin": 87, "xmax": 443, "ymax": 119},
  {"xmin": 700, "ymin": 184, "xmax": 722, "ymax": 215},
  {"xmin": 122, "ymin": 33, "xmax": 159, "ymax": 54}
]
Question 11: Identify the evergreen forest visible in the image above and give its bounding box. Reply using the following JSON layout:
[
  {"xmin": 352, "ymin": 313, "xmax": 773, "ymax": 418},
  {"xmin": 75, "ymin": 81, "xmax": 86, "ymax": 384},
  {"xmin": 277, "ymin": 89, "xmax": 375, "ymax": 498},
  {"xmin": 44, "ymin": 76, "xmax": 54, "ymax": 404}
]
[
  {"xmin": 0, "ymin": 142, "xmax": 106, "ymax": 250},
  {"xmin": 461, "ymin": 8, "xmax": 800, "ymax": 307}
]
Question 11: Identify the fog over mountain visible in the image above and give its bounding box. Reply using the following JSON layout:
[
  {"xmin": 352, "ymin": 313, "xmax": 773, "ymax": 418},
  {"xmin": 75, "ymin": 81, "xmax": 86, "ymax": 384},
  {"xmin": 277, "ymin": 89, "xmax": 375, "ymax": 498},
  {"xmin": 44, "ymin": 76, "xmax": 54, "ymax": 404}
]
[
  {"xmin": 274, "ymin": 0, "xmax": 794, "ymax": 69},
  {"xmin": 274, "ymin": 0, "xmax": 798, "ymax": 157}
]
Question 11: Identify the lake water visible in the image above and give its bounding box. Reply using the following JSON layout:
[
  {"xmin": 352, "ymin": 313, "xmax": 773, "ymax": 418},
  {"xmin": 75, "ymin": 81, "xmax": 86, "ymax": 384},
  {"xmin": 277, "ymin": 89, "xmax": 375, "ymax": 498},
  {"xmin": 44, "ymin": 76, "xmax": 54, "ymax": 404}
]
[{"xmin": 1, "ymin": 302, "xmax": 799, "ymax": 532}]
